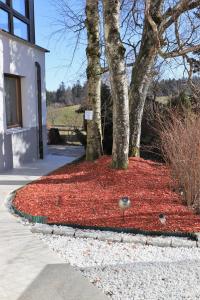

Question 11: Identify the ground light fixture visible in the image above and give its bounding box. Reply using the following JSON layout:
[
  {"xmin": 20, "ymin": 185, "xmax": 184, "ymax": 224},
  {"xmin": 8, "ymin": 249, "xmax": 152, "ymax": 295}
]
[
  {"xmin": 159, "ymin": 213, "xmax": 167, "ymax": 225},
  {"xmin": 119, "ymin": 197, "xmax": 131, "ymax": 222}
]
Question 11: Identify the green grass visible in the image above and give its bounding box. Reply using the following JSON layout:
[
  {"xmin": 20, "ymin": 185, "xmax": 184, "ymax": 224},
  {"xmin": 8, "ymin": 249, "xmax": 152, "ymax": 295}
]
[
  {"xmin": 155, "ymin": 96, "xmax": 170, "ymax": 105},
  {"xmin": 47, "ymin": 105, "xmax": 84, "ymax": 128}
]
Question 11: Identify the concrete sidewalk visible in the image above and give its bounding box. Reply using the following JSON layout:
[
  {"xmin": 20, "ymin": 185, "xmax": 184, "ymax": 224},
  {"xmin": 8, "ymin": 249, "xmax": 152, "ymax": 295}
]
[{"xmin": 0, "ymin": 148, "xmax": 107, "ymax": 300}]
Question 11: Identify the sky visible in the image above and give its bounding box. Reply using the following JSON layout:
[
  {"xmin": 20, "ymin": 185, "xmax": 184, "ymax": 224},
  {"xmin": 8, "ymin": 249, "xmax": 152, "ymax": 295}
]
[
  {"xmin": 34, "ymin": 0, "xmax": 185, "ymax": 92},
  {"xmin": 34, "ymin": 0, "xmax": 86, "ymax": 91}
]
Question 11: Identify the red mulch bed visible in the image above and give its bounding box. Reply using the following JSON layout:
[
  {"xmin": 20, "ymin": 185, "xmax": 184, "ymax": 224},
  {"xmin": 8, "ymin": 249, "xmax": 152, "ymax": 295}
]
[{"xmin": 14, "ymin": 156, "xmax": 200, "ymax": 233}]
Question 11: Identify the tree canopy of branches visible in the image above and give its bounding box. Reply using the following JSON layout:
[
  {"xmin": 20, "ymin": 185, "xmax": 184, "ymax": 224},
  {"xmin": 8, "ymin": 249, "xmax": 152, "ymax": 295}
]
[
  {"xmin": 52, "ymin": 0, "xmax": 200, "ymax": 168},
  {"xmin": 127, "ymin": 0, "xmax": 200, "ymax": 156}
]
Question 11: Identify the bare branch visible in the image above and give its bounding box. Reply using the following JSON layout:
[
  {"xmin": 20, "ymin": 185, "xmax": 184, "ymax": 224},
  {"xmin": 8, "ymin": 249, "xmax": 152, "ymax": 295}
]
[
  {"xmin": 161, "ymin": 0, "xmax": 200, "ymax": 33},
  {"xmin": 159, "ymin": 44, "xmax": 200, "ymax": 58}
]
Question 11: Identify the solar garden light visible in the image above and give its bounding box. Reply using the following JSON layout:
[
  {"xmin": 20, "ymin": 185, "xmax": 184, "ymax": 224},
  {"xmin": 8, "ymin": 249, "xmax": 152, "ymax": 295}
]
[
  {"xmin": 159, "ymin": 213, "xmax": 167, "ymax": 225},
  {"xmin": 119, "ymin": 197, "xmax": 131, "ymax": 222}
]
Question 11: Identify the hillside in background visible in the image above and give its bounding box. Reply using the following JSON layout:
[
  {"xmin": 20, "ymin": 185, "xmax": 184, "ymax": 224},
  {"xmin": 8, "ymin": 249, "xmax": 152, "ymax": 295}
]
[
  {"xmin": 47, "ymin": 77, "xmax": 200, "ymax": 108},
  {"xmin": 47, "ymin": 105, "xmax": 83, "ymax": 128},
  {"xmin": 46, "ymin": 80, "xmax": 87, "ymax": 107}
]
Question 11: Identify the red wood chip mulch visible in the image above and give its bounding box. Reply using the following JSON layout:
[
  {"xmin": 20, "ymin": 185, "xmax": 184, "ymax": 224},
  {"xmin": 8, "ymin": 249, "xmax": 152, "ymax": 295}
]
[{"xmin": 14, "ymin": 156, "xmax": 200, "ymax": 233}]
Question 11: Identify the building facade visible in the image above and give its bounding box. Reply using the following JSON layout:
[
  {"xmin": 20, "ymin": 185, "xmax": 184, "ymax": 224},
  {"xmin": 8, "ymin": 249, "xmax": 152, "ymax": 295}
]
[{"xmin": 0, "ymin": 0, "xmax": 47, "ymax": 171}]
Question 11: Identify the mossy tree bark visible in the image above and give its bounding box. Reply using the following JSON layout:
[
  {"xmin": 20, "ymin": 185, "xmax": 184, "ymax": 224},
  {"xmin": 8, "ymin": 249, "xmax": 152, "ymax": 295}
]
[
  {"xmin": 129, "ymin": 35, "xmax": 158, "ymax": 157},
  {"xmin": 129, "ymin": 0, "xmax": 163, "ymax": 157},
  {"xmin": 103, "ymin": 0, "xmax": 129, "ymax": 169},
  {"xmin": 85, "ymin": 0, "xmax": 103, "ymax": 161}
]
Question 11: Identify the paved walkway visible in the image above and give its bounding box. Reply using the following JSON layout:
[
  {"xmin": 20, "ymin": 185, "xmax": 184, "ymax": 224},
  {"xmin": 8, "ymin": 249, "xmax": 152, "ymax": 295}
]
[
  {"xmin": 48, "ymin": 145, "xmax": 85, "ymax": 158},
  {"xmin": 0, "ymin": 146, "xmax": 107, "ymax": 300}
]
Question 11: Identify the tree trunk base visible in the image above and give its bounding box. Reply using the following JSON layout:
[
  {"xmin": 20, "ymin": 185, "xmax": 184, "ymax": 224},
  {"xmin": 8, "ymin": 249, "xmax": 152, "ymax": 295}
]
[
  {"xmin": 130, "ymin": 146, "xmax": 140, "ymax": 158},
  {"xmin": 86, "ymin": 152, "xmax": 101, "ymax": 162},
  {"xmin": 111, "ymin": 159, "xmax": 128, "ymax": 170}
]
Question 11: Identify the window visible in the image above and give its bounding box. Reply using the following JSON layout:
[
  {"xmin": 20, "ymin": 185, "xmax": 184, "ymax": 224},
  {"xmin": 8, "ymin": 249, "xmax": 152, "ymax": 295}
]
[
  {"xmin": 12, "ymin": 0, "xmax": 26, "ymax": 16},
  {"xmin": 13, "ymin": 16, "xmax": 28, "ymax": 40},
  {"xmin": 4, "ymin": 75, "xmax": 22, "ymax": 128},
  {"xmin": 0, "ymin": 0, "xmax": 35, "ymax": 43},
  {"xmin": 0, "ymin": 9, "xmax": 9, "ymax": 31}
]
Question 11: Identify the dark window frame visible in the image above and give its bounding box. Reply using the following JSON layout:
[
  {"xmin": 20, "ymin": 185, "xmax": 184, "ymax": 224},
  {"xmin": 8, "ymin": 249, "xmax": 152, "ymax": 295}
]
[
  {"xmin": 0, "ymin": 0, "xmax": 35, "ymax": 43},
  {"xmin": 4, "ymin": 74, "xmax": 23, "ymax": 129}
]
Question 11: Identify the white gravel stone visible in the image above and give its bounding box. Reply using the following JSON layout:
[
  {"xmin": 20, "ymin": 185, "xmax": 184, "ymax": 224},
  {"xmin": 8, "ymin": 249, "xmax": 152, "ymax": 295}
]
[
  {"xmin": 84, "ymin": 260, "xmax": 200, "ymax": 300},
  {"xmin": 39, "ymin": 233, "xmax": 200, "ymax": 299}
]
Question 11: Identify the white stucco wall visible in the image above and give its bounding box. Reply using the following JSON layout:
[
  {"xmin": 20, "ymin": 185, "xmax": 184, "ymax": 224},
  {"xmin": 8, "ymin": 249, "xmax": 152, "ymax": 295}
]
[
  {"xmin": 0, "ymin": 31, "xmax": 47, "ymax": 170},
  {"xmin": 0, "ymin": 31, "xmax": 46, "ymax": 130}
]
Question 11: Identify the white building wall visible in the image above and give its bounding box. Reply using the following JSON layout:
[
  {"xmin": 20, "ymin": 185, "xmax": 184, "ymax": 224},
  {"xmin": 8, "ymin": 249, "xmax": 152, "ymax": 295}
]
[{"xmin": 0, "ymin": 31, "xmax": 47, "ymax": 171}]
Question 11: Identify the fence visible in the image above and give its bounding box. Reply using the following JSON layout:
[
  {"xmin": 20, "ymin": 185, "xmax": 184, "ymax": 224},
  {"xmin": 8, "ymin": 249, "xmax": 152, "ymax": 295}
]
[{"xmin": 47, "ymin": 125, "xmax": 85, "ymax": 144}]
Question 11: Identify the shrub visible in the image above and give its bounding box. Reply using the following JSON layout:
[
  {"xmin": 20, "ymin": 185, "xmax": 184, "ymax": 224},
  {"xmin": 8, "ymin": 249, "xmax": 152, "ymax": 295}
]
[
  {"xmin": 141, "ymin": 97, "xmax": 165, "ymax": 161},
  {"xmin": 74, "ymin": 129, "xmax": 87, "ymax": 148},
  {"xmin": 141, "ymin": 91, "xmax": 194, "ymax": 161},
  {"xmin": 160, "ymin": 111, "xmax": 200, "ymax": 212},
  {"xmin": 77, "ymin": 83, "xmax": 113, "ymax": 154},
  {"xmin": 48, "ymin": 128, "xmax": 62, "ymax": 145}
]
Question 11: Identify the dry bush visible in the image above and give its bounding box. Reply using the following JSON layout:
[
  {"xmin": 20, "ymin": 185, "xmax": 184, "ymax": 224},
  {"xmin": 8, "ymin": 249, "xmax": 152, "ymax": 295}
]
[{"xmin": 160, "ymin": 111, "xmax": 200, "ymax": 212}]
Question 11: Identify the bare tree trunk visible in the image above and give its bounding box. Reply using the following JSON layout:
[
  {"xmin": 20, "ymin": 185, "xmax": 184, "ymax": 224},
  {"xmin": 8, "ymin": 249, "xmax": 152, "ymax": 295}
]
[
  {"xmin": 129, "ymin": 38, "xmax": 157, "ymax": 157},
  {"xmin": 103, "ymin": 0, "xmax": 129, "ymax": 169},
  {"xmin": 85, "ymin": 0, "xmax": 103, "ymax": 161},
  {"xmin": 129, "ymin": 1, "xmax": 162, "ymax": 157}
]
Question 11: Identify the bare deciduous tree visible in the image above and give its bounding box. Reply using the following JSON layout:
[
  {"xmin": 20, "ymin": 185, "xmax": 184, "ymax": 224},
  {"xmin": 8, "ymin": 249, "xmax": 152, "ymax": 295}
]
[
  {"xmin": 51, "ymin": 0, "xmax": 200, "ymax": 167},
  {"xmin": 103, "ymin": 0, "xmax": 130, "ymax": 169},
  {"xmin": 85, "ymin": 0, "xmax": 103, "ymax": 161},
  {"xmin": 129, "ymin": 0, "xmax": 200, "ymax": 157}
]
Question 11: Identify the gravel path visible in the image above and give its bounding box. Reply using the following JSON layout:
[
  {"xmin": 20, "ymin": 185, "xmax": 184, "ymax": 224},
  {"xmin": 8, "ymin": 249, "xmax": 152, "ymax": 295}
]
[{"xmin": 39, "ymin": 234, "xmax": 200, "ymax": 299}]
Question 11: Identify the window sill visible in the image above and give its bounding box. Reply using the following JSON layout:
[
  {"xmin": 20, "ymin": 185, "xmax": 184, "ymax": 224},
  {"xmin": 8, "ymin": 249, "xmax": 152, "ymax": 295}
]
[{"xmin": 6, "ymin": 127, "xmax": 31, "ymax": 135}]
